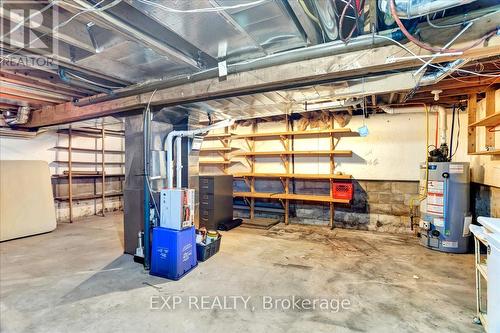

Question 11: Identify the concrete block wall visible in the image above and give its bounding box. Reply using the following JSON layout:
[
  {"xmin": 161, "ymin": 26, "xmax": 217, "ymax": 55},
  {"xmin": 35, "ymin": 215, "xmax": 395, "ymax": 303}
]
[
  {"xmin": 52, "ymin": 177, "xmax": 124, "ymax": 222},
  {"xmin": 293, "ymin": 180, "xmax": 419, "ymax": 234},
  {"xmin": 234, "ymin": 178, "xmax": 420, "ymax": 234}
]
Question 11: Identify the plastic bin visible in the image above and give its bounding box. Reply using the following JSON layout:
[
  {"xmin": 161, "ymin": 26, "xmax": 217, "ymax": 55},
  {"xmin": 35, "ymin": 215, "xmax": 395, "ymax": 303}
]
[
  {"xmin": 332, "ymin": 182, "xmax": 353, "ymax": 200},
  {"xmin": 196, "ymin": 235, "xmax": 221, "ymax": 262},
  {"xmin": 150, "ymin": 226, "xmax": 197, "ymax": 280}
]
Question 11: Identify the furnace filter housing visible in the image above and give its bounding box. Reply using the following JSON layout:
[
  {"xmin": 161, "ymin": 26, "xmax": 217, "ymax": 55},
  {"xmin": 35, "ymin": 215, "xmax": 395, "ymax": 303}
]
[{"xmin": 419, "ymin": 162, "xmax": 471, "ymax": 253}]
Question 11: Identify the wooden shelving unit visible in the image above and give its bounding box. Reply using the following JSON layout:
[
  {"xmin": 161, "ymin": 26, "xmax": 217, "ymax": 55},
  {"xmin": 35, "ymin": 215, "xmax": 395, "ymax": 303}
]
[
  {"xmin": 52, "ymin": 173, "xmax": 125, "ymax": 179},
  {"xmin": 199, "ymin": 125, "xmax": 232, "ymax": 173},
  {"xmin": 201, "ymin": 116, "xmax": 358, "ymax": 228},
  {"xmin": 53, "ymin": 161, "xmax": 125, "ymax": 165},
  {"xmin": 54, "ymin": 146, "xmax": 124, "ymax": 154},
  {"xmin": 468, "ymin": 89, "xmax": 499, "ymax": 155},
  {"xmin": 54, "ymin": 123, "xmax": 124, "ymax": 222},
  {"xmin": 200, "ymin": 147, "xmax": 232, "ymax": 152},
  {"xmin": 469, "ymin": 149, "xmax": 500, "ymax": 156},
  {"xmin": 233, "ymin": 173, "xmax": 352, "ymax": 180},
  {"xmin": 55, "ymin": 191, "xmax": 124, "ymax": 202},
  {"xmin": 231, "ymin": 128, "xmax": 352, "ymax": 139},
  {"xmin": 469, "ymin": 111, "xmax": 500, "ymax": 127},
  {"xmin": 233, "ymin": 192, "xmax": 350, "ymax": 204},
  {"xmin": 231, "ymin": 150, "xmax": 352, "ymax": 157},
  {"xmin": 199, "ymin": 160, "xmax": 231, "ymax": 165}
]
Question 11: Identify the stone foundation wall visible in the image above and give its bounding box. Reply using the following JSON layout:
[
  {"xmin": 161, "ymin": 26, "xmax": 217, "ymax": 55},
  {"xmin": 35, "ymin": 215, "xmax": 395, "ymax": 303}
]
[
  {"xmin": 293, "ymin": 180, "xmax": 419, "ymax": 234},
  {"xmin": 471, "ymin": 183, "xmax": 500, "ymax": 218},
  {"xmin": 234, "ymin": 179, "xmax": 420, "ymax": 234}
]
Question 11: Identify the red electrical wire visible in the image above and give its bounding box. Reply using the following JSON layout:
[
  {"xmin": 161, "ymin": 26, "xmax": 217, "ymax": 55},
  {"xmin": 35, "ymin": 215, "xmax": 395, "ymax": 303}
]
[
  {"xmin": 389, "ymin": 0, "xmax": 497, "ymax": 53},
  {"xmin": 339, "ymin": 0, "xmax": 365, "ymax": 43}
]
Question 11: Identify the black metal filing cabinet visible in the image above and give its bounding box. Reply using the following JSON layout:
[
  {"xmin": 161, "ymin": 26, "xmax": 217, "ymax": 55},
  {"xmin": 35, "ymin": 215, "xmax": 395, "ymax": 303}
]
[{"xmin": 199, "ymin": 175, "xmax": 233, "ymax": 230}]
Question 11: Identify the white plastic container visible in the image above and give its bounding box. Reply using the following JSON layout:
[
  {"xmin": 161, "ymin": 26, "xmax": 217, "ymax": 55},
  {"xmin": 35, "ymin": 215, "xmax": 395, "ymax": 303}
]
[{"xmin": 478, "ymin": 217, "xmax": 500, "ymax": 332}]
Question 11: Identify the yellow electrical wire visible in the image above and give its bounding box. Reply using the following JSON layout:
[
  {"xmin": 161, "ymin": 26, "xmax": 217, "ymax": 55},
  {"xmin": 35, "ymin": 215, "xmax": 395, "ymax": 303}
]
[{"xmin": 298, "ymin": 0, "xmax": 321, "ymax": 25}]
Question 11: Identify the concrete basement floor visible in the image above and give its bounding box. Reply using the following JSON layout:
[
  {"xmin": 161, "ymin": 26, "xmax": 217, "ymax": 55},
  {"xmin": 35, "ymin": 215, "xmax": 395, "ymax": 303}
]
[{"xmin": 0, "ymin": 212, "xmax": 482, "ymax": 333}]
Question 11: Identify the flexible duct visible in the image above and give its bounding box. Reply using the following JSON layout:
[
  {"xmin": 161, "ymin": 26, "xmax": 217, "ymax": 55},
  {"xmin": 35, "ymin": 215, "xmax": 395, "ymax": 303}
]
[
  {"xmin": 58, "ymin": 67, "xmax": 112, "ymax": 94},
  {"xmin": 8, "ymin": 106, "xmax": 31, "ymax": 125}
]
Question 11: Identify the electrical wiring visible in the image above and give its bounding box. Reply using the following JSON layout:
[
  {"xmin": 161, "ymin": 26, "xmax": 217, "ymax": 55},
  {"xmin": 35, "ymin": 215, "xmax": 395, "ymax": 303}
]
[
  {"xmin": 339, "ymin": 0, "xmax": 356, "ymax": 42},
  {"xmin": 451, "ymin": 106, "xmax": 461, "ymax": 158},
  {"xmin": 339, "ymin": 0, "xmax": 365, "ymax": 43},
  {"xmin": 374, "ymin": 34, "xmax": 500, "ymax": 79},
  {"xmin": 298, "ymin": 0, "xmax": 326, "ymax": 42},
  {"xmin": 426, "ymin": 8, "xmax": 500, "ymax": 29},
  {"xmin": 134, "ymin": 0, "xmax": 269, "ymax": 14},
  {"xmin": 389, "ymin": 0, "xmax": 497, "ymax": 54},
  {"xmin": 143, "ymin": 89, "xmax": 160, "ymax": 219},
  {"xmin": 298, "ymin": 0, "xmax": 320, "ymax": 25}
]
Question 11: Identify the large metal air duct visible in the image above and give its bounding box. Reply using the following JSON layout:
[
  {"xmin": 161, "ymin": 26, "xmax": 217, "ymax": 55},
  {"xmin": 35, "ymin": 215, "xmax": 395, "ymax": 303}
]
[{"xmin": 379, "ymin": 0, "xmax": 478, "ymax": 19}]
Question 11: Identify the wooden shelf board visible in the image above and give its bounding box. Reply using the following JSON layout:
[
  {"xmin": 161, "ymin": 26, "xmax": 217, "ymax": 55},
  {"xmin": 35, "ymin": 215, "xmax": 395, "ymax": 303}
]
[
  {"xmin": 478, "ymin": 263, "xmax": 488, "ymax": 281},
  {"xmin": 200, "ymin": 147, "xmax": 232, "ymax": 152},
  {"xmin": 469, "ymin": 149, "xmax": 500, "ymax": 155},
  {"xmin": 233, "ymin": 191, "xmax": 350, "ymax": 204},
  {"xmin": 203, "ymin": 133, "xmax": 231, "ymax": 139},
  {"xmin": 53, "ymin": 161, "xmax": 125, "ymax": 165},
  {"xmin": 232, "ymin": 150, "xmax": 352, "ymax": 157},
  {"xmin": 199, "ymin": 160, "xmax": 231, "ymax": 165},
  {"xmin": 469, "ymin": 111, "xmax": 500, "ymax": 127},
  {"xmin": 54, "ymin": 146, "xmax": 124, "ymax": 154},
  {"xmin": 55, "ymin": 191, "xmax": 123, "ymax": 201},
  {"xmin": 231, "ymin": 128, "xmax": 353, "ymax": 139},
  {"xmin": 233, "ymin": 173, "xmax": 352, "ymax": 180},
  {"xmin": 57, "ymin": 128, "xmax": 124, "ymax": 137},
  {"xmin": 52, "ymin": 174, "xmax": 125, "ymax": 179}
]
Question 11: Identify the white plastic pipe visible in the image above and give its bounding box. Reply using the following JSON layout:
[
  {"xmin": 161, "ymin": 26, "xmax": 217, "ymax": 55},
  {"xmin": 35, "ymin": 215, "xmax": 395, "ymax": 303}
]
[
  {"xmin": 437, "ymin": 105, "xmax": 447, "ymax": 145},
  {"xmin": 175, "ymin": 136, "xmax": 183, "ymax": 189},
  {"xmin": 380, "ymin": 105, "xmax": 430, "ymax": 114},
  {"xmin": 165, "ymin": 118, "xmax": 235, "ymax": 188}
]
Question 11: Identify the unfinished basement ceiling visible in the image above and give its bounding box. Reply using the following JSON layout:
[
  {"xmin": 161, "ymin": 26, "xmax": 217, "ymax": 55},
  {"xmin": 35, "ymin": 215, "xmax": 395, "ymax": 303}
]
[
  {"xmin": 1, "ymin": 0, "xmax": 312, "ymax": 108},
  {"xmin": 1, "ymin": 0, "xmax": 500, "ymax": 126}
]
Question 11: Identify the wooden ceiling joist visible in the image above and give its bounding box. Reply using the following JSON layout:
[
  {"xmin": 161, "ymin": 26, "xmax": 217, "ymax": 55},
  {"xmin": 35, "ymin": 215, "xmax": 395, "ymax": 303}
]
[{"xmin": 21, "ymin": 39, "xmax": 500, "ymax": 128}]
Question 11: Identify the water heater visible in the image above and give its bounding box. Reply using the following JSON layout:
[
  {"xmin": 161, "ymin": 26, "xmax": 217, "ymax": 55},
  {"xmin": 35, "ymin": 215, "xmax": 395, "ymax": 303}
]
[{"xmin": 419, "ymin": 162, "xmax": 471, "ymax": 253}]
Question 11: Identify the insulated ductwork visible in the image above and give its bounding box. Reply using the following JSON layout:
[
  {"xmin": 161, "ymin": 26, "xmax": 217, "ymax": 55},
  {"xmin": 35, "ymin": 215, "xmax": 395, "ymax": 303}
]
[
  {"xmin": 8, "ymin": 106, "xmax": 31, "ymax": 125},
  {"xmin": 379, "ymin": 0, "xmax": 478, "ymax": 19}
]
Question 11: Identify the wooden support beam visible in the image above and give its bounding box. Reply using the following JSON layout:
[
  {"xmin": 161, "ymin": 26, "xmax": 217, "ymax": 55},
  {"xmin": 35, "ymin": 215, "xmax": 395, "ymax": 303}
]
[
  {"xmin": 485, "ymin": 88, "xmax": 496, "ymax": 149},
  {"xmin": 468, "ymin": 94, "xmax": 478, "ymax": 154},
  {"xmin": 24, "ymin": 42, "xmax": 500, "ymax": 128},
  {"xmin": 101, "ymin": 121, "xmax": 106, "ymax": 217}
]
